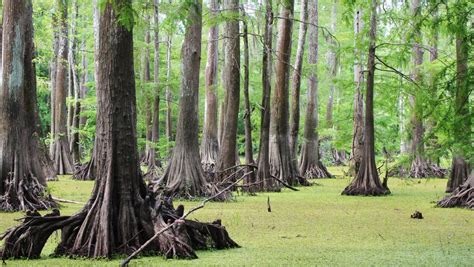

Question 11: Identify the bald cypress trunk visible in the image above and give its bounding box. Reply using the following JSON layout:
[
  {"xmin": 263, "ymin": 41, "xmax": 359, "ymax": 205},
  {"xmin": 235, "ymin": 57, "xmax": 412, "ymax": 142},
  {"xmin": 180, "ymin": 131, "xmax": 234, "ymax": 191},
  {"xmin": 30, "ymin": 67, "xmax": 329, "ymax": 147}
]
[
  {"xmin": 350, "ymin": 8, "xmax": 364, "ymax": 176},
  {"xmin": 342, "ymin": 0, "xmax": 389, "ymax": 196},
  {"xmin": 200, "ymin": 0, "xmax": 220, "ymax": 172},
  {"xmin": 269, "ymin": 0, "xmax": 303, "ymax": 186},
  {"xmin": 69, "ymin": 0, "xmax": 81, "ymax": 165},
  {"xmin": 446, "ymin": 8, "xmax": 470, "ymax": 192},
  {"xmin": 51, "ymin": 0, "xmax": 74, "ymax": 175},
  {"xmin": 216, "ymin": 0, "xmax": 241, "ymax": 174},
  {"xmin": 154, "ymin": 0, "xmax": 214, "ymax": 198},
  {"xmin": 299, "ymin": 0, "xmax": 331, "ymax": 179},
  {"xmin": 0, "ymin": 0, "xmax": 57, "ymax": 211},
  {"xmin": 255, "ymin": 0, "xmax": 275, "ymax": 191},
  {"xmin": 289, "ymin": 0, "xmax": 309, "ymax": 163}
]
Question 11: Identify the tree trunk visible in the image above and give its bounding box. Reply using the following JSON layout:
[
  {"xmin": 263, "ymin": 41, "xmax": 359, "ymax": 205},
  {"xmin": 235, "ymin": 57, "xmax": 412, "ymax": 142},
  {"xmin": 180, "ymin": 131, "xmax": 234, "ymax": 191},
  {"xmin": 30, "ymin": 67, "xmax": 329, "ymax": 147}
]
[
  {"xmin": 446, "ymin": 10, "xmax": 470, "ymax": 192},
  {"xmin": 439, "ymin": 171, "xmax": 473, "ymax": 209},
  {"xmin": 51, "ymin": 0, "xmax": 74, "ymax": 175},
  {"xmin": 142, "ymin": 25, "xmax": 153, "ymax": 165},
  {"xmin": 69, "ymin": 0, "xmax": 81, "ymax": 165},
  {"xmin": 154, "ymin": 0, "xmax": 217, "ymax": 198},
  {"xmin": 242, "ymin": 8, "xmax": 256, "ymax": 189},
  {"xmin": 350, "ymin": 8, "xmax": 364, "ymax": 177},
  {"xmin": 49, "ymin": 14, "xmax": 59, "ymax": 156},
  {"xmin": 342, "ymin": 0, "xmax": 389, "ymax": 196},
  {"xmin": 325, "ymin": 0, "xmax": 338, "ymax": 128},
  {"xmin": 289, "ymin": 0, "xmax": 309, "ymax": 163},
  {"xmin": 0, "ymin": 0, "xmax": 57, "ymax": 211},
  {"xmin": 200, "ymin": 0, "xmax": 220, "ymax": 173},
  {"xmin": 165, "ymin": 24, "xmax": 173, "ymax": 145},
  {"xmin": 216, "ymin": 0, "xmax": 241, "ymax": 175},
  {"xmin": 299, "ymin": 0, "xmax": 332, "ymax": 179},
  {"xmin": 268, "ymin": 0, "xmax": 305, "ymax": 187},
  {"xmin": 255, "ymin": 0, "xmax": 274, "ymax": 192}
]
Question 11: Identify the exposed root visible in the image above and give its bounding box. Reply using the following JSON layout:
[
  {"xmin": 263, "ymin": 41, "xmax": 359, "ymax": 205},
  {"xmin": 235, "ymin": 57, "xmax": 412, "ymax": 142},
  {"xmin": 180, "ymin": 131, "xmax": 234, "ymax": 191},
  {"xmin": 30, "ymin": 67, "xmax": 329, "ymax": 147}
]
[
  {"xmin": 72, "ymin": 158, "xmax": 95, "ymax": 180},
  {"xmin": 342, "ymin": 184, "xmax": 390, "ymax": 196},
  {"xmin": 143, "ymin": 163, "xmax": 165, "ymax": 181},
  {"xmin": 301, "ymin": 163, "xmax": 333, "ymax": 179},
  {"xmin": 0, "ymin": 173, "xmax": 57, "ymax": 212},
  {"xmin": 409, "ymin": 160, "xmax": 446, "ymax": 178},
  {"xmin": 438, "ymin": 174, "xmax": 473, "ymax": 209},
  {"xmin": 1, "ymin": 198, "xmax": 238, "ymax": 261}
]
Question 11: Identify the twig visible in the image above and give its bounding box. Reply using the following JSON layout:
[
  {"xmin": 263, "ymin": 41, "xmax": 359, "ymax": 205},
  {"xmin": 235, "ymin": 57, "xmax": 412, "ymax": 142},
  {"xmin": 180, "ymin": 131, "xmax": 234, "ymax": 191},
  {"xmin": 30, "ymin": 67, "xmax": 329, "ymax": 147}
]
[{"xmin": 120, "ymin": 176, "xmax": 245, "ymax": 267}]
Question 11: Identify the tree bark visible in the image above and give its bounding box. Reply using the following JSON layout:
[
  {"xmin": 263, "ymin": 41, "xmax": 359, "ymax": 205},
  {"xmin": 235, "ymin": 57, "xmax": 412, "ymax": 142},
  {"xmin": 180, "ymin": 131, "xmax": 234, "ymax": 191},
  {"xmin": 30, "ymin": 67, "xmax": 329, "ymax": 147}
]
[
  {"xmin": 299, "ymin": 0, "xmax": 332, "ymax": 179},
  {"xmin": 342, "ymin": 0, "xmax": 389, "ymax": 196},
  {"xmin": 289, "ymin": 0, "xmax": 309, "ymax": 163},
  {"xmin": 255, "ymin": 0, "xmax": 275, "ymax": 192},
  {"xmin": 242, "ymin": 8, "xmax": 256, "ymax": 189},
  {"xmin": 216, "ymin": 0, "xmax": 241, "ymax": 175},
  {"xmin": 154, "ymin": 0, "xmax": 216, "ymax": 198},
  {"xmin": 51, "ymin": 0, "xmax": 74, "ymax": 175},
  {"xmin": 142, "ymin": 24, "xmax": 153, "ymax": 165},
  {"xmin": 69, "ymin": 0, "xmax": 81, "ymax": 165},
  {"xmin": 325, "ymin": 0, "xmax": 338, "ymax": 128},
  {"xmin": 165, "ymin": 15, "xmax": 173, "ymax": 145},
  {"xmin": 0, "ymin": 0, "xmax": 57, "ymax": 211},
  {"xmin": 446, "ymin": 7, "xmax": 470, "ymax": 192},
  {"xmin": 268, "ymin": 0, "xmax": 305, "ymax": 186},
  {"xmin": 439, "ymin": 171, "xmax": 473, "ymax": 209},
  {"xmin": 350, "ymin": 8, "xmax": 364, "ymax": 177},
  {"xmin": 200, "ymin": 0, "xmax": 220, "ymax": 173}
]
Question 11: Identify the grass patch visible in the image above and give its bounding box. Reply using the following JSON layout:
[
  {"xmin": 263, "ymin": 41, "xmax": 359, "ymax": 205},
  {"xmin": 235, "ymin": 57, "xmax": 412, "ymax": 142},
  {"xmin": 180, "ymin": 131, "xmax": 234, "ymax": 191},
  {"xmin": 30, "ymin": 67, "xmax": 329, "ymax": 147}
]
[{"xmin": 1, "ymin": 167, "xmax": 473, "ymax": 266}]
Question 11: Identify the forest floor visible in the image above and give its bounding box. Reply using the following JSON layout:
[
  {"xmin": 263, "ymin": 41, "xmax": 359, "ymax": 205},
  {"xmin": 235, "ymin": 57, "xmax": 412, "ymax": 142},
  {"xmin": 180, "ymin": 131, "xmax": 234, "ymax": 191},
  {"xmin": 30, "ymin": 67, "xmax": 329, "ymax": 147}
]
[{"xmin": 1, "ymin": 167, "xmax": 473, "ymax": 266}]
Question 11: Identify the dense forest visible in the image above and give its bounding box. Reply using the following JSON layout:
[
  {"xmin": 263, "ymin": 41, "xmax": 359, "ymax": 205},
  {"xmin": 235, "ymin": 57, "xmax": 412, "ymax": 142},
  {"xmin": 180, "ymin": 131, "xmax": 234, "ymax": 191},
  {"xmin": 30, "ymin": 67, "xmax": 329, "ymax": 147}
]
[{"xmin": 0, "ymin": 0, "xmax": 472, "ymax": 265}]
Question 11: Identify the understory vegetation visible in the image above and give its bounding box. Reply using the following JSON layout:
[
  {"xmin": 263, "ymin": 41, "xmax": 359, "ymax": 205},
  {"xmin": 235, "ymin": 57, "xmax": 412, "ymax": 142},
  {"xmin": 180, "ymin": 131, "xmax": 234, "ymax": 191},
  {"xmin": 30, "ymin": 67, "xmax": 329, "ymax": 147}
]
[{"xmin": 1, "ymin": 168, "xmax": 472, "ymax": 266}]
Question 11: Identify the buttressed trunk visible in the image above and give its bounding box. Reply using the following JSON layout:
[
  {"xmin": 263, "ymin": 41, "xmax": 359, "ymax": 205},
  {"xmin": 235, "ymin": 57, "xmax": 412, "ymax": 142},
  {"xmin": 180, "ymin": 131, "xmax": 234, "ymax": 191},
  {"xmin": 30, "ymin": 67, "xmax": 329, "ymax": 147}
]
[
  {"xmin": 299, "ymin": 0, "xmax": 332, "ymax": 179},
  {"xmin": 0, "ymin": 0, "xmax": 57, "ymax": 211},
  {"xmin": 200, "ymin": 0, "xmax": 220, "ymax": 173},
  {"xmin": 269, "ymin": 0, "xmax": 300, "ymax": 186},
  {"xmin": 51, "ymin": 0, "xmax": 74, "ymax": 175},
  {"xmin": 216, "ymin": 0, "xmax": 241, "ymax": 175},
  {"xmin": 342, "ymin": 0, "xmax": 389, "ymax": 196}
]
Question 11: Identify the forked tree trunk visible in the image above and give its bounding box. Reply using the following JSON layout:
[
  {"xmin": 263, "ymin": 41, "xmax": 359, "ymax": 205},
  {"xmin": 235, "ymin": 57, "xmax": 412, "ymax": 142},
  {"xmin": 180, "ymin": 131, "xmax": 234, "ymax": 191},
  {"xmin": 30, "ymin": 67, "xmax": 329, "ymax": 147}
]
[
  {"xmin": 216, "ymin": 0, "xmax": 241, "ymax": 175},
  {"xmin": 289, "ymin": 0, "xmax": 309, "ymax": 163},
  {"xmin": 0, "ymin": 0, "xmax": 57, "ymax": 211},
  {"xmin": 200, "ymin": 0, "xmax": 219, "ymax": 173},
  {"xmin": 350, "ymin": 8, "xmax": 364, "ymax": 176},
  {"xmin": 242, "ymin": 9, "xmax": 256, "ymax": 188},
  {"xmin": 342, "ymin": 0, "xmax": 389, "ymax": 196},
  {"xmin": 299, "ymin": 0, "xmax": 332, "ymax": 179},
  {"xmin": 446, "ymin": 12, "xmax": 470, "ymax": 192},
  {"xmin": 255, "ymin": 0, "xmax": 276, "ymax": 192},
  {"xmin": 269, "ymin": 0, "xmax": 302, "ymax": 186},
  {"xmin": 154, "ymin": 0, "xmax": 217, "ymax": 198},
  {"xmin": 51, "ymin": 0, "xmax": 74, "ymax": 175}
]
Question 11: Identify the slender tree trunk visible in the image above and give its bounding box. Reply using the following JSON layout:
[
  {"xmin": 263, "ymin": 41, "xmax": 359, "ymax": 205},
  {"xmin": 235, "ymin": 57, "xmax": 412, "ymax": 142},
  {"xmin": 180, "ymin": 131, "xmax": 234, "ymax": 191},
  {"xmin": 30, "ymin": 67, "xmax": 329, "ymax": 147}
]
[
  {"xmin": 256, "ymin": 0, "xmax": 274, "ymax": 191},
  {"xmin": 165, "ymin": 28, "xmax": 173, "ymax": 145},
  {"xmin": 154, "ymin": 0, "xmax": 216, "ymax": 198},
  {"xmin": 69, "ymin": 0, "xmax": 81, "ymax": 165},
  {"xmin": 299, "ymin": 0, "xmax": 331, "ymax": 179},
  {"xmin": 350, "ymin": 8, "xmax": 364, "ymax": 176},
  {"xmin": 200, "ymin": 0, "xmax": 220, "ymax": 172},
  {"xmin": 342, "ymin": 0, "xmax": 389, "ymax": 196},
  {"xmin": 325, "ymin": 0, "xmax": 338, "ymax": 128},
  {"xmin": 446, "ymin": 8, "xmax": 470, "ymax": 192},
  {"xmin": 51, "ymin": 0, "xmax": 74, "ymax": 175},
  {"xmin": 216, "ymin": 0, "xmax": 241, "ymax": 174},
  {"xmin": 0, "ymin": 0, "xmax": 57, "ymax": 211},
  {"xmin": 50, "ymin": 14, "xmax": 59, "ymax": 156},
  {"xmin": 142, "ymin": 25, "xmax": 153, "ymax": 165},
  {"xmin": 242, "ymin": 8, "xmax": 255, "ymax": 188},
  {"xmin": 289, "ymin": 0, "xmax": 309, "ymax": 163}
]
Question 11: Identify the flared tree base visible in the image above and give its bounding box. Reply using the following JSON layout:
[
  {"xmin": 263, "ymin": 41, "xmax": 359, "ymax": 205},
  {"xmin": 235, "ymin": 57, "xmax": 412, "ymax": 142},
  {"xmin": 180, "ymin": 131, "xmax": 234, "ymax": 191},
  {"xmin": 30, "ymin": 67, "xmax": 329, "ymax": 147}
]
[
  {"xmin": 300, "ymin": 162, "xmax": 333, "ymax": 179},
  {"xmin": 409, "ymin": 160, "xmax": 446, "ymax": 178},
  {"xmin": 0, "ymin": 198, "xmax": 238, "ymax": 260},
  {"xmin": 0, "ymin": 174, "xmax": 57, "ymax": 212},
  {"xmin": 342, "ymin": 185, "xmax": 390, "ymax": 196},
  {"xmin": 72, "ymin": 159, "xmax": 95, "ymax": 180}
]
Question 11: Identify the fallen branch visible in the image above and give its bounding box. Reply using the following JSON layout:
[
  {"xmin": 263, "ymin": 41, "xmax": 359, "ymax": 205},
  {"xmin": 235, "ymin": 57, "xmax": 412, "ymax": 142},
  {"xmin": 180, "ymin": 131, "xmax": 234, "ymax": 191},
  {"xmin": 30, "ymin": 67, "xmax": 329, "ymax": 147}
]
[
  {"xmin": 51, "ymin": 196, "xmax": 84, "ymax": 205},
  {"xmin": 120, "ymin": 175, "xmax": 246, "ymax": 267},
  {"xmin": 270, "ymin": 175, "xmax": 299, "ymax": 191}
]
